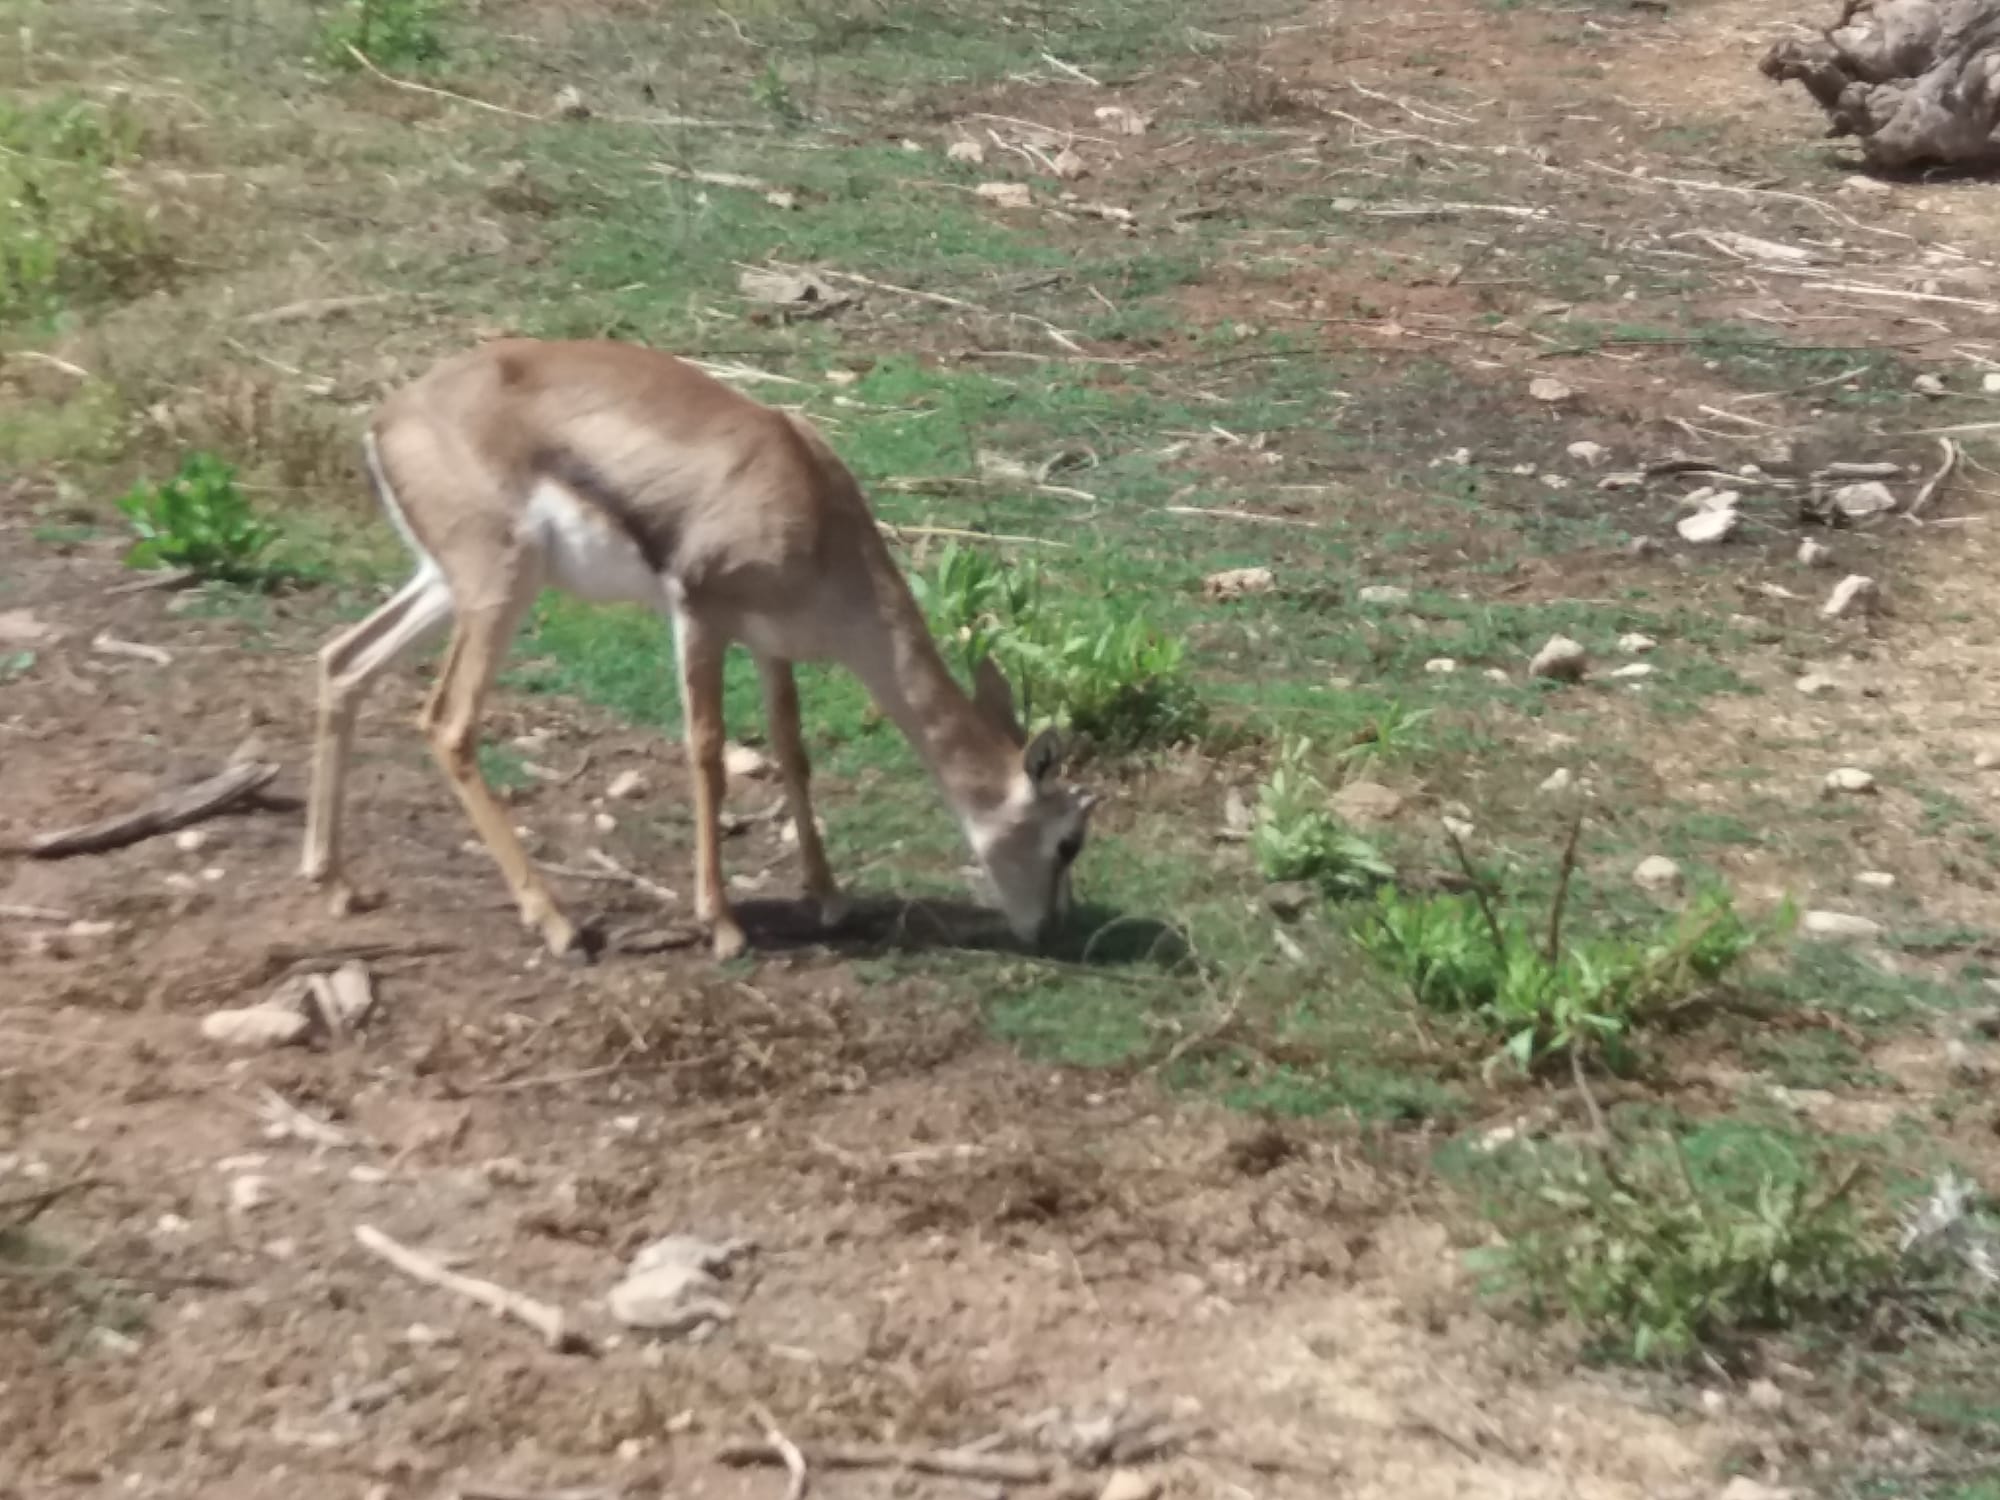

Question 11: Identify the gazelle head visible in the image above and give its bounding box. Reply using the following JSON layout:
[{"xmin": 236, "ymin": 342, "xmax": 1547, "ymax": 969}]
[{"xmin": 962, "ymin": 657, "xmax": 1100, "ymax": 946}]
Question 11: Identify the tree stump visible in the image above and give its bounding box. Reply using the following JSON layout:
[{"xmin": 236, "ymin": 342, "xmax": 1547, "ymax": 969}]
[{"xmin": 1760, "ymin": 0, "xmax": 2000, "ymax": 169}]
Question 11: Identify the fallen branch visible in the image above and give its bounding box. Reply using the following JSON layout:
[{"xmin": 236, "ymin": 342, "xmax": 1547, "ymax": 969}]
[
  {"xmin": 90, "ymin": 633, "xmax": 172, "ymax": 666},
  {"xmin": 717, "ymin": 1439, "xmax": 1052, "ymax": 1486},
  {"xmin": 746, "ymin": 1404, "xmax": 810, "ymax": 1500},
  {"xmin": 0, "ymin": 1172, "xmax": 102, "ymax": 1231},
  {"xmin": 24, "ymin": 761, "xmax": 279, "ymax": 859},
  {"xmin": 878, "ymin": 521, "xmax": 1071, "ymax": 549},
  {"xmin": 586, "ymin": 847, "xmax": 677, "ymax": 905},
  {"xmin": 1165, "ymin": 505, "xmax": 1321, "ymax": 529},
  {"xmin": 1909, "ymin": 437, "xmax": 1964, "ymax": 519},
  {"xmin": 343, "ymin": 44, "xmax": 545, "ymax": 121},
  {"xmin": 0, "ymin": 903, "xmax": 73, "ymax": 923},
  {"xmin": 354, "ymin": 1224, "xmax": 590, "ymax": 1353}
]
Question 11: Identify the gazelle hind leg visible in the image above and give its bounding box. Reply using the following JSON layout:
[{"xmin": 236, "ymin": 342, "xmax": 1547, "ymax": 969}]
[
  {"xmin": 755, "ymin": 653, "xmax": 845, "ymax": 927},
  {"xmin": 302, "ymin": 570, "xmax": 454, "ymax": 913},
  {"xmin": 673, "ymin": 608, "xmax": 746, "ymax": 961},
  {"xmin": 420, "ymin": 554, "xmax": 583, "ymax": 958}
]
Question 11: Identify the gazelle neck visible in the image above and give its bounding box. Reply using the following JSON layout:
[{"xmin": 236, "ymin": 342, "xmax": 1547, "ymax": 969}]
[{"xmin": 838, "ymin": 551, "xmax": 1018, "ymax": 818}]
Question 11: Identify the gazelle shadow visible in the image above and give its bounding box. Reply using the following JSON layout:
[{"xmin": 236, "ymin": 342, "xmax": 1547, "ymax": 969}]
[{"xmin": 722, "ymin": 892, "xmax": 1191, "ymax": 968}]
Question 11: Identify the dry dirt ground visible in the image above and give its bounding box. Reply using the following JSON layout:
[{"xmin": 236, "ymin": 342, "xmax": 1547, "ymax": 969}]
[{"xmin": 8, "ymin": 0, "xmax": 2000, "ymax": 1497}]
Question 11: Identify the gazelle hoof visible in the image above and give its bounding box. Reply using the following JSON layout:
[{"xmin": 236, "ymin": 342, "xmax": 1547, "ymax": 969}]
[{"xmin": 710, "ymin": 920, "xmax": 749, "ymax": 962}]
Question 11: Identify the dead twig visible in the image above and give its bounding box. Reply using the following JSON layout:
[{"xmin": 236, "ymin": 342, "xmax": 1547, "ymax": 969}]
[
  {"xmin": 1908, "ymin": 437, "xmax": 1963, "ymax": 521},
  {"xmin": 1544, "ymin": 807, "xmax": 1585, "ymax": 965},
  {"xmin": 242, "ymin": 294, "xmax": 394, "ymax": 326},
  {"xmin": 354, "ymin": 1224, "xmax": 590, "ymax": 1353},
  {"xmin": 745, "ymin": 1403, "xmax": 810, "ymax": 1500},
  {"xmin": 1165, "ymin": 504, "xmax": 1320, "ymax": 529},
  {"xmin": 0, "ymin": 1171, "xmax": 102, "ymax": 1231},
  {"xmin": 717, "ymin": 1439, "xmax": 1051, "ymax": 1486},
  {"xmin": 0, "ymin": 903, "xmax": 73, "ymax": 923},
  {"xmin": 104, "ymin": 568, "xmax": 195, "ymax": 596},
  {"xmin": 343, "ymin": 44, "xmax": 545, "ymax": 121},
  {"xmin": 90, "ymin": 633, "xmax": 172, "ymax": 666},
  {"xmin": 1443, "ymin": 826, "xmax": 1507, "ymax": 955},
  {"xmin": 23, "ymin": 761, "xmax": 279, "ymax": 859},
  {"xmin": 586, "ymin": 847, "xmax": 677, "ymax": 905}
]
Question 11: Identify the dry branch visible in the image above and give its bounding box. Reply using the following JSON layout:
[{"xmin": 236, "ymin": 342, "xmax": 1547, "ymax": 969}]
[
  {"xmin": 745, "ymin": 1405, "xmax": 810, "ymax": 1500},
  {"xmin": 24, "ymin": 761, "xmax": 278, "ymax": 859},
  {"xmin": 354, "ymin": 1225, "xmax": 590, "ymax": 1353},
  {"xmin": 716, "ymin": 1439, "xmax": 1053, "ymax": 1486},
  {"xmin": 1910, "ymin": 437, "xmax": 1964, "ymax": 518},
  {"xmin": 1762, "ymin": 0, "xmax": 2000, "ymax": 169}
]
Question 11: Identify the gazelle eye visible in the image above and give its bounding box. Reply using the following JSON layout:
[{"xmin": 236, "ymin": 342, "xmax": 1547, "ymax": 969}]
[{"xmin": 1056, "ymin": 833, "xmax": 1083, "ymax": 866}]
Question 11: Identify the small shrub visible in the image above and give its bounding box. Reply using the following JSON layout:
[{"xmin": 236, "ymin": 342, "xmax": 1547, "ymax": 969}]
[
  {"xmin": 0, "ymin": 96, "xmax": 159, "ymax": 323},
  {"xmin": 912, "ymin": 541, "xmax": 1204, "ymax": 755},
  {"xmin": 1252, "ymin": 737, "xmax": 1394, "ymax": 897},
  {"xmin": 319, "ymin": 0, "xmax": 450, "ymax": 70},
  {"xmin": 1476, "ymin": 1137, "xmax": 1895, "ymax": 1365},
  {"xmin": 1354, "ymin": 831, "xmax": 1786, "ymax": 1073},
  {"xmin": 117, "ymin": 452, "xmax": 282, "ymax": 584}
]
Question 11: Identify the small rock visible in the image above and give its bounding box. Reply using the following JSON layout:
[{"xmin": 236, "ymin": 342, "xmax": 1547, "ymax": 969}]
[
  {"xmin": 1978, "ymin": 748, "xmax": 2000, "ymax": 772},
  {"xmin": 1824, "ymin": 767, "xmax": 1878, "ymax": 796},
  {"xmin": 1609, "ymin": 663, "xmax": 1654, "ymax": 681},
  {"xmin": 1677, "ymin": 508, "xmax": 1738, "ymax": 544},
  {"xmin": 1094, "ymin": 104, "xmax": 1151, "ymax": 136},
  {"xmin": 1855, "ymin": 870, "xmax": 1896, "ymax": 890},
  {"xmin": 1802, "ymin": 910, "xmax": 1882, "ymax": 942},
  {"xmin": 1357, "ymin": 584, "xmax": 1410, "ymax": 607},
  {"xmin": 228, "ymin": 1175, "xmax": 272, "ymax": 1214},
  {"xmin": 1528, "ymin": 377, "xmax": 1573, "ymax": 404},
  {"xmin": 1913, "ymin": 372, "xmax": 1947, "ymax": 397},
  {"xmin": 1699, "ymin": 1388, "xmax": 1729, "ymax": 1418},
  {"xmin": 1424, "ymin": 657, "xmax": 1457, "ymax": 674},
  {"xmin": 1529, "ymin": 635, "xmax": 1588, "ymax": 683},
  {"xmin": 1264, "ymin": 882, "xmax": 1319, "ymax": 921},
  {"xmin": 723, "ymin": 743, "xmax": 773, "ymax": 780},
  {"xmin": 1797, "ymin": 538, "xmax": 1833, "ymax": 568},
  {"xmin": 1823, "ymin": 574, "xmax": 1878, "ymax": 618},
  {"xmin": 201, "ymin": 1007, "xmax": 311, "ymax": 1050},
  {"xmin": 174, "ymin": 829, "xmax": 209, "ymax": 853},
  {"xmin": 593, "ymin": 812, "xmax": 618, "ymax": 833},
  {"xmin": 1051, "ymin": 146, "xmax": 1088, "ymax": 180},
  {"xmin": 1331, "ymin": 780, "xmax": 1404, "ymax": 825},
  {"xmin": 1719, "ymin": 1479, "xmax": 1797, "ymax": 1500},
  {"xmin": 1484, "ymin": 667, "xmax": 1510, "ymax": 683},
  {"xmin": 1945, "ymin": 1038, "xmax": 1989, "ymax": 1084},
  {"xmin": 607, "ymin": 769, "xmax": 648, "ymax": 800},
  {"xmin": 946, "ymin": 139, "xmax": 986, "ymax": 165},
  {"xmin": 1098, "ymin": 1472, "xmax": 1164, "ymax": 1500},
  {"xmin": 1539, "ymin": 768, "xmax": 1575, "ymax": 795},
  {"xmin": 1202, "ymin": 566, "xmax": 1276, "ymax": 601},
  {"xmin": 1840, "ymin": 174, "xmax": 1893, "ymax": 196},
  {"xmin": 552, "ymin": 85, "xmax": 591, "ymax": 120},
  {"xmin": 1796, "ymin": 674, "xmax": 1838, "ymax": 697},
  {"xmin": 1626, "ymin": 535, "xmax": 1659, "ymax": 557},
  {"xmin": 1617, "ymin": 633, "xmax": 1657, "ymax": 654},
  {"xmin": 1633, "ymin": 855, "xmax": 1683, "ymax": 894},
  {"xmin": 1830, "ymin": 481, "xmax": 1897, "ymax": 521},
  {"xmin": 1441, "ymin": 814, "xmax": 1476, "ymax": 841},
  {"xmin": 1602, "ymin": 472, "xmax": 1645, "ymax": 492},
  {"xmin": 1984, "ymin": 371, "xmax": 2000, "ymax": 395},
  {"xmin": 1567, "ymin": 440, "xmax": 1608, "ymax": 466},
  {"xmin": 1746, "ymin": 1378, "xmax": 1785, "ymax": 1413},
  {"xmin": 0, "ymin": 608, "xmax": 59, "ymax": 644},
  {"xmin": 975, "ymin": 181, "xmax": 1033, "ymax": 209}
]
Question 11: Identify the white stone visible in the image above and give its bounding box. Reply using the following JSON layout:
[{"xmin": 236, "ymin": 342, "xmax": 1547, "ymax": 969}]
[
  {"xmin": 1798, "ymin": 539, "xmax": 1833, "ymax": 568},
  {"xmin": 1617, "ymin": 633, "xmax": 1656, "ymax": 654},
  {"xmin": 1424, "ymin": 657, "xmax": 1457, "ymax": 674},
  {"xmin": 1530, "ymin": 635, "xmax": 1588, "ymax": 682},
  {"xmin": 1855, "ymin": 871, "xmax": 1896, "ymax": 890},
  {"xmin": 1796, "ymin": 674, "xmax": 1838, "ymax": 697},
  {"xmin": 228, "ymin": 1175, "xmax": 272, "ymax": 1214},
  {"xmin": 1099, "ymin": 1472, "xmax": 1164, "ymax": 1500},
  {"xmin": 1633, "ymin": 855, "xmax": 1683, "ymax": 893},
  {"xmin": 1357, "ymin": 584, "xmax": 1410, "ymax": 606},
  {"xmin": 200, "ymin": 1007, "xmax": 311, "ymax": 1050},
  {"xmin": 1540, "ymin": 768, "xmax": 1575, "ymax": 795},
  {"xmin": 946, "ymin": 139, "xmax": 985, "ymax": 164},
  {"xmin": 174, "ymin": 829, "xmax": 208, "ymax": 853},
  {"xmin": 1830, "ymin": 481, "xmax": 1897, "ymax": 520},
  {"xmin": 1529, "ymin": 377, "xmax": 1572, "ymax": 403},
  {"xmin": 975, "ymin": 181, "xmax": 1032, "ymax": 209},
  {"xmin": 1567, "ymin": 440, "xmax": 1608, "ymax": 466},
  {"xmin": 1984, "ymin": 371, "xmax": 2000, "ymax": 395},
  {"xmin": 1823, "ymin": 574, "xmax": 1878, "ymax": 618},
  {"xmin": 1802, "ymin": 910, "xmax": 1882, "ymax": 942},
  {"xmin": 1824, "ymin": 767, "xmax": 1877, "ymax": 795},
  {"xmin": 607, "ymin": 769, "xmax": 648, "ymax": 800},
  {"xmin": 1677, "ymin": 508, "xmax": 1738, "ymax": 544},
  {"xmin": 1913, "ymin": 372, "xmax": 1947, "ymax": 397},
  {"xmin": 1609, "ymin": 663, "xmax": 1654, "ymax": 681},
  {"xmin": 723, "ymin": 743, "xmax": 773, "ymax": 780}
]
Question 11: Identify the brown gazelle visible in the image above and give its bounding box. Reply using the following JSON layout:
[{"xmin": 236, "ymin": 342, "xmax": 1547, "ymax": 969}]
[{"xmin": 300, "ymin": 338, "xmax": 1097, "ymax": 960}]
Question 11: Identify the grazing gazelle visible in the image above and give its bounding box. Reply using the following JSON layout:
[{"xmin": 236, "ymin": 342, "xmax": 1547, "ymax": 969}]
[{"xmin": 300, "ymin": 338, "xmax": 1097, "ymax": 960}]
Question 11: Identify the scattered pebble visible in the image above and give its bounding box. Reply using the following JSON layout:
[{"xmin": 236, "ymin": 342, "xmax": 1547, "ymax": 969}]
[
  {"xmin": 1528, "ymin": 377, "xmax": 1573, "ymax": 403},
  {"xmin": 975, "ymin": 181, "xmax": 1033, "ymax": 209},
  {"xmin": 552, "ymin": 85, "xmax": 590, "ymax": 120},
  {"xmin": 1746, "ymin": 1378, "xmax": 1785, "ymax": 1413},
  {"xmin": 723, "ymin": 742, "xmax": 773, "ymax": 780},
  {"xmin": 1357, "ymin": 584, "xmax": 1410, "ymax": 607},
  {"xmin": 1626, "ymin": 535, "xmax": 1658, "ymax": 557},
  {"xmin": 200, "ymin": 1007, "xmax": 311, "ymax": 1050},
  {"xmin": 1830, "ymin": 480, "xmax": 1897, "ymax": 520},
  {"xmin": 1633, "ymin": 855, "xmax": 1683, "ymax": 894},
  {"xmin": 1616, "ymin": 633, "xmax": 1656, "ymax": 654},
  {"xmin": 946, "ymin": 138, "xmax": 986, "ymax": 164},
  {"xmin": 1484, "ymin": 667, "xmax": 1510, "ymax": 683},
  {"xmin": 1822, "ymin": 574, "xmax": 1878, "ymax": 619},
  {"xmin": 1539, "ymin": 768, "xmax": 1575, "ymax": 795},
  {"xmin": 1677, "ymin": 508, "xmax": 1738, "ymax": 544},
  {"xmin": 1797, "ymin": 538, "xmax": 1833, "ymax": 568},
  {"xmin": 1529, "ymin": 635, "xmax": 1588, "ymax": 682},
  {"xmin": 1855, "ymin": 870, "xmax": 1896, "ymax": 890},
  {"xmin": 1331, "ymin": 780, "xmax": 1405, "ymax": 825},
  {"xmin": 228, "ymin": 1175, "xmax": 272, "ymax": 1214},
  {"xmin": 1609, "ymin": 663, "xmax": 1654, "ymax": 681},
  {"xmin": 607, "ymin": 769, "xmax": 648, "ymax": 800},
  {"xmin": 1976, "ymin": 748, "xmax": 2000, "ymax": 772},
  {"xmin": 1945, "ymin": 1037, "xmax": 1989, "ymax": 1085},
  {"xmin": 1099, "ymin": 1472, "xmax": 1164, "ymax": 1500},
  {"xmin": 1984, "ymin": 371, "xmax": 2000, "ymax": 396},
  {"xmin": 607, "ymin": 1234, "xmax": 752, "ymax": 1334},
  {"xmin": 174, "ymin": 829, "xmax": 209, "ymax": 853},
  {"xmin": 1823, "ymin": 767, "xmax": 1877, "ymax": 796},
  {"xmin": 593, "ymin": 812, "xmax": 618, "ymax": 833},
  {"xmin": 1424, "ymin": 657, "xmax": 1457, "ymax": 674},
  {"xmin": 1202, "ymin": 566, "xmax": 1276, "ymax": 601},
  {"xmin": 1913, "ymin": 372, "xmax": 1947, "ymax": 397},
  {"xmin": 1699, "ymin": 1388, "xmax": 1730, "ymax": 1418},
  {"xmin": 1566, "ymin": 440, "xmax": 1608, "ymax": 466},
  {"xmin": 1802, "ymin": 910, "xmax": 1882, "ymax": 942},
  {"xmin": 1796, "ymin": 673, "xmax": 1838, "ymax": 697}
]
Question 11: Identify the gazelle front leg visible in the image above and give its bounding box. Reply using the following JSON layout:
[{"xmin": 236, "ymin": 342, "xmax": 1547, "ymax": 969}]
[
  {"xmin": 673, "ymin": 609, "xmax": 748, "ymax": 961},
  {"xmin": 756, "ymin": 654, "xmax": 846, "ymax": 928}
]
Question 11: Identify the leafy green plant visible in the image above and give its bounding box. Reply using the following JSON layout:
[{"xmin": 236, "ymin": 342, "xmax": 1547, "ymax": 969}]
[
  {"xmin": 1476, "ymin": 1136, "xmax": 1895, "ymax": 1365},
  {"xmin": 912, "ymin": 541, "xmax": 1204, "ymax": 755},
  {"xmin": 1353, "ymin": 823, "xmax": 1786, "ymax": 1073},
  {"xmin": 0, "ymin": 95, "xmax": 158, "ymax": 323},
  {"xmin": 1252, "ymin": 737, "xmax": 1394, "ymax": 897},
  {"xmin": 750, "ymin": 61, "xmax": 807, "ymax": 128},
  {"xmin": 117, "ymin": 452, "xmax": 282, "ymax": 584},
  {"xmin": 319, "ymin": 0, "xmax": 449, "ymax": 69}
]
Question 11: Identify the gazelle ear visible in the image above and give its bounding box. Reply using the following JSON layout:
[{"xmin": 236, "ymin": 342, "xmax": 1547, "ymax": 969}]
[
  {"xmin": 972, "ymin": 655, "xmax": 1026, "ymax": 744},
  {"xmin": 1022, "ymin": 726, "xmax": 1063, "ymax": 785}
]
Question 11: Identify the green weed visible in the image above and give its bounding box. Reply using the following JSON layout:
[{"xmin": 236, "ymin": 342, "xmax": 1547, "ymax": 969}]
[
  {"xmin": 319, "ymin": 0, "xmax": 449, "ymax": 69},
  {"xmin": 117, "ymin": 452, "xmax": 282, "ymax": 585},
  {"xmin": 1252, "ymin": 737, "xmax": 1394, "ymax": 897},
  {"xmin": 0, "ymin": 94, "xmax": 159, "ymax": 323}
]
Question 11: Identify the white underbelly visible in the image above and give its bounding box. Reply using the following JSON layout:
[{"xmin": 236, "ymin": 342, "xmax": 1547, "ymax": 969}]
[{"xmin": 525, "ymin": 481, "xmax": 669, "ymax": 607}]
